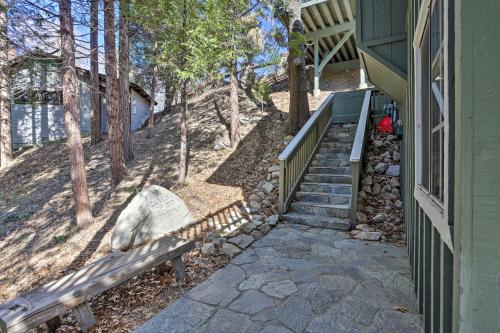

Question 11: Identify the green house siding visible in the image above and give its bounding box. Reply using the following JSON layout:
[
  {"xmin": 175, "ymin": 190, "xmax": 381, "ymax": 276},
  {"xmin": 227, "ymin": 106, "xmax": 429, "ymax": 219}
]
[
  {"xmin": 454, "ymin": 0, "xmax": 500, "ymax": 331},
  {"xmin": 358, "ymin": 0, "xmax": 500, "ymax": 331},
  {"xmin": 356, "ymin": 0, "xmax": 408, "ymax": 103}
]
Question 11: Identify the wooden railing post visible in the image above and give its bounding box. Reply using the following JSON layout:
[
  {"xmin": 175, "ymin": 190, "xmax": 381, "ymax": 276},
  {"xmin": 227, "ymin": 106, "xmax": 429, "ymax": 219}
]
[
  {"xmin": 278, "ymin": 94, "xmax": 335, "ymax": 215},
  {"xmin": 278, "ymin": 158, "xmax": 286, "ymax": 214},
  {"xmin": 349, "ymin": 90, "xmax": 372, "ymax": 226}
]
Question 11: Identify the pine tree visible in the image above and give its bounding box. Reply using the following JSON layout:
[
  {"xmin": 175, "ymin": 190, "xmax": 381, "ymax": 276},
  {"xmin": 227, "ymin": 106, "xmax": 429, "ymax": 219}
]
[
  {"xmin": 58, "ymin": 0, "xmax": 93, "ymax": 228},
  {"xmin": 0, "ymin": 0, "xmax": 11, "ymax": 168},
  {"xmin": 90, "ymin": 0, "xmax": 101, "ymax": 145},
  {"xmin": 104, "ymin": 0, "xmax": 127, "ymax": 184},
  {"xmin": 119, "ymin": 0, "xmax": 133, "ymax": 160},
  {"xmin": 285, "ymin": 0, "xmax": 310, "ymax": 133}
]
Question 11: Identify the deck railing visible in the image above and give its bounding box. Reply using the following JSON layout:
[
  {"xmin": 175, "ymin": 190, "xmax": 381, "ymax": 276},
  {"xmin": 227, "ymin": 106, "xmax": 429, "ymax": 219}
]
[
  {"xmin": 349, "ymin": 90, "xmax": 372, "ymax": 226},
  {"xmin": 278, "ymin": 94, "xmax": 335, "ymax": 214}
]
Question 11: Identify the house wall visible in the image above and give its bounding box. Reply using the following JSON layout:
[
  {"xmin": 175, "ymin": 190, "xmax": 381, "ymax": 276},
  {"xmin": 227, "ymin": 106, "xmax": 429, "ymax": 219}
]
[
  {"xmin": 454, "ymin": 0, "xmax": 500, "ymax": 331},
  {"xmin": 100, "ymin": 88, "xmax": 151, "ymax": 133},
  {"xmin": 130, "ymin": 89, "xmax": 150, "ymax": 131},
  {"xmin": 356, "ymin": 0, "xmax": 408, "ymax": 103},
  {"xmin": 402, "ymin": 1, "xmax": 456, "ymax": 332},
  {"xmin": 10, "ymin": 59, "xmax": 151, "ymax": 145},
  {"xmin": 400, "ymin": 0, "xmax": 499, "ymax": 330}
]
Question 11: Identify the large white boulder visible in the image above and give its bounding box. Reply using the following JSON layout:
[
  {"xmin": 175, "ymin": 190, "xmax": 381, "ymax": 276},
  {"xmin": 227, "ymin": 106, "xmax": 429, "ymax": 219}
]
[{"xmin": 111, "ymin": 185, "xmax": 194, "ymax": 251}]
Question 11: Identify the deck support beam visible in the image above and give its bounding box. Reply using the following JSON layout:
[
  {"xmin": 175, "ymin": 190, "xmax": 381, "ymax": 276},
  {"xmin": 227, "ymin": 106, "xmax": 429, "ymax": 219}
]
[
  {"xmin": 313, "ymin": 38, "xmax": 320, "ymax": 97},
  {"xmin": 313, "ymin": 29, "xmax": 355, "ymax": 98}
]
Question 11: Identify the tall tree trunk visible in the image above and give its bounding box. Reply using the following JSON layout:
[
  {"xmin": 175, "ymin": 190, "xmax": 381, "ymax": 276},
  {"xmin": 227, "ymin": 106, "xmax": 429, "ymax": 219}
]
[
  {"xmin": 146, "ymin": 62, "xmax": 157, "ymax": 139},
  {"xmin": 229, "ymin": 55, "xmax": 240, "ymax": 147},
  {"xmin": 178, "ymin": 80, "xmax": 187, "ymax": 184},
  {"xmin": 104, "ymin": 0, "xmax": 127, "ymax": 185},
  {"xmin": 119, "ymin": 0, "xmax": 132, "ymax": 161},
  {"xmin": 90, "ymin": 0, "xmax": 101, "ymax": 145},
  {"xmin": 59, "ymin": 0, "xmax": 93, "ymax": 228},
  {"xmin": 163, "ymin": 76, "xmax": 176, "ymax": 114},
  {"xmin": 286, "ymin": 0, "xmax": 310, "ymax": 134},
  {"xmin": 0, "ymin": 0, "xmax": 11, "ymax": 168}
]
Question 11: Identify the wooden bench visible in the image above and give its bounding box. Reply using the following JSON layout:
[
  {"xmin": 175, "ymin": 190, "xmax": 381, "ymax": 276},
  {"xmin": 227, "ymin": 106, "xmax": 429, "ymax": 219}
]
[{"xmin": 0, "ymin": 236, "xmax": 195, "ymax": 333}]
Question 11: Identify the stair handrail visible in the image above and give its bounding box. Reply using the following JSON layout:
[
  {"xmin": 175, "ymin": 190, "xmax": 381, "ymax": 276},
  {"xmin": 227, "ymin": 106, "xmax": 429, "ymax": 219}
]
[
  {"xmin": 278, "ymin": 94, "xmax": 335, "ymax": 214},
  {"xmin": 349, "ymin": 90, "xmax": 372, "ymax": 226}
]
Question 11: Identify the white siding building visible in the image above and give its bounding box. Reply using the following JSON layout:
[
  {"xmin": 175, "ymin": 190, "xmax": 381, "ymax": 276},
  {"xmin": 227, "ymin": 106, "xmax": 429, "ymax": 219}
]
[{"xmin": 9, "ymin": 53, "xmax": 154, "ymax": 147}]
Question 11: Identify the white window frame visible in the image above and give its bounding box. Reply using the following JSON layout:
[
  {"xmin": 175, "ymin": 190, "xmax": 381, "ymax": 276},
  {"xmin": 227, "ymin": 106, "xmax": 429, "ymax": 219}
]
[{"xmin": 413, "ymin": 0, "xmax": 452, "ymax": 250}]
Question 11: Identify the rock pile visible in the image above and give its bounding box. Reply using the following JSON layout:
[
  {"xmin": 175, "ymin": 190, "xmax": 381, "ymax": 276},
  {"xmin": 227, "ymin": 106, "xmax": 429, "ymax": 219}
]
[
  {"xmin": 351, "ymin": 133, "xmax": 405, "ymax": 244},
  {"xmin": 201, "ymin": 163, "xmax": 282, "ymax": 257},
  {"xmin": 201, "ymin": 214, "xmax": 280, "ymax": 257}
]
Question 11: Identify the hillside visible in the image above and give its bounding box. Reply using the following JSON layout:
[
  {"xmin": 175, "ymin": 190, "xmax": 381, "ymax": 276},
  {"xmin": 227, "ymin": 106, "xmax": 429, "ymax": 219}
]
[{"xmin": 0, "ymin": 68, "xmax": 360, "ymax": 331}]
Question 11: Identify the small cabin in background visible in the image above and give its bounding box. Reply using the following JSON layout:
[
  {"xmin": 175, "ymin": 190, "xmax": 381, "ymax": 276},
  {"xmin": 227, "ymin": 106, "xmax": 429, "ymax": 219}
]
[{"xmin": 9, "ymin": 52, "xmax": 154, "ymax": 147}]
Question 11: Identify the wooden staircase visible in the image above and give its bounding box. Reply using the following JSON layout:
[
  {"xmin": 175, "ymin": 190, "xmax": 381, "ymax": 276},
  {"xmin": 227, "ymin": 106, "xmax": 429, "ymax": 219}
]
[{"xmin": 281, "ymin": 123, "xmax": 357, "ymax": 230}]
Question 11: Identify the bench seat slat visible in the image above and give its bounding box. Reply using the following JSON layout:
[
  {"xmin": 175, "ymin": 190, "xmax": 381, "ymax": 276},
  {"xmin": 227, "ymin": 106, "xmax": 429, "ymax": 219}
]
[{"xmin": 0, "ymin": 236, "xmax": 195, "ymax": 333}]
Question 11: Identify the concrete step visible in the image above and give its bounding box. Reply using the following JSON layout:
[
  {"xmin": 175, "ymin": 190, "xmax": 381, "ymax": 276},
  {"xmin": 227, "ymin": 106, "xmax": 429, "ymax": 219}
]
[
  {"xmin": 315, "ymin": 153, "xmax": 350, "ymax": 161},
  {"xmin": 318, "ymin": 147, "xmax": 351, "ymax": 154},
  {"xmin": 295, "ymin": 191, "xmax": 351, "ymax": 205},
  {"xmin": 299, "ymin": 182, "xmax": 352, "ymax": 194},
  {"xmin": 308, "ymin": 166, "xmax": 351, "ymax": 175},
  {"xmin": 290, "ymin": 201, "xmax": 350, "ymax": 218},
  {"xmin": 304, "ymin": 173, "xmax": 352, "ymax": 184},
  {"xmin": 281, "ymin": 212, "xmax": 351, "ymax": 230},
  {"xmin": 311, "ymin": 159, "xmax": 350, "ymax": 168},
  {"xmin": 320, "ymin": 141, "xmax": 353, "ymax": 149}
]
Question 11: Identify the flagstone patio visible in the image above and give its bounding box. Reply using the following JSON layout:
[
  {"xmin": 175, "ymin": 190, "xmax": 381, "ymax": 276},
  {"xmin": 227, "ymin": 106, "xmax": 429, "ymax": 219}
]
[{"xmin": 135, "ymin": 224, "xmax": 422, "ymax": 333}]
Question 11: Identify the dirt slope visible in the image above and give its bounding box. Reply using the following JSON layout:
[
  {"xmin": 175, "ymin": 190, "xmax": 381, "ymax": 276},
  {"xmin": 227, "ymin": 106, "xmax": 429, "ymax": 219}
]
[{"xmin": 0, "ymin": 69, "xmax": 360, "ymax": 331}]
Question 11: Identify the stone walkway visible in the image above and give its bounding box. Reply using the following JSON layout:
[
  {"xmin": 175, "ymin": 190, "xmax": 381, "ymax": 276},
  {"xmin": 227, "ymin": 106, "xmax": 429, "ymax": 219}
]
[{"xmin": 135, "ymin": 224, "xmax": 423, "ymax": 333}]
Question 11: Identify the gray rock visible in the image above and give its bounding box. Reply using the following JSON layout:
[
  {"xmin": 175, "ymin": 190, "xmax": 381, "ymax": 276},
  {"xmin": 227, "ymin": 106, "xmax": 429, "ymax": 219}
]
[
  {"xmin": 361, "ymin": 176, "xmax": 373, "ymax": 186},
  {"xmin": 228, "ymin": 234, "xmax": 254, "ymax": 249},
  {"xmin": 250, "ymin": 201, "xmax": 261, "ymax": 209},
  {"xmin": 202, "ymin": 243, "xmax": 216, "ymax": 256},
  {"xmin": 261, "ymin": 182, "xmax": 275, "ymax": 194},
  {"xmin": 262, "ymin": 280, "xmax": 298, "ymax": 299},
  {"xmin": 390, "ymin": 178, "xmax": 400, "ymax": 188},
  {"xmin": 393, "ymin": 151, "xmax": 400, "ymax": 161},
  {"xmin": 223, "ymin": 243, "xmax": 242, "ymax": 257},
  {"xmin": 266, "ymin": 214, "xmax": 279, "ymax": 226},
  {"xmin": 386, "ymin": 164, "xmax": 400, "ymax": 176},
  {"xmin": 111, "ymin": 185, "xmax": 194, "ymax": 251},
  {"xmin": 260, "ymin": 325, "xmax": 293, "ymax": 333},
  {"xmin": 259, "ymin": 223, "xmax": 271, "ymax": 234},
  {"xmin": 374, "ymin": 162, "xmax": 388, "ymax": 174},
  {"xmin": 206, "ymin": 231, "xmax": 219, "ymax": 242},
  {"xmin": 211, "ymin": 238, "xmax": 225, "ymax": 246},
  {"xmin": 248, "ymin": 194, "xmax": 261, "ymax": 202},
  {"xmin": 357, "ymin": 212, "xmax": 367, "ymax": 223},
  {"xmin": 187, "ymin": 264, "xmax": 244, "ymax": 306},
  {"xmin": 199, "ymin": 309, "xmax": 252, "ymax": 333},
  {"xmin": 373, "ymin": 213, "xmax": 387, "ymax": 223},
  {"xmin": 362, "ymin": 185, "xmax": 372, "ymax": 193},
  {"xmin": 391, "ymin": 188, "xmax": 401, "ymax": 199},
  {"xmin": 268, "ymin": 165, "xmax": 280, "ymax": 173},
  {"xmin": 134, "ymin": 297, "xmax": 214, "ymax": 333},
  {"xmin": 311, "ymin": 244, "xmax": 341, "ymax": 257},
  {"xmin": 239, "ymin": 274, "xmax": 266, "ymax": 290},
  {"xmin": 382, "ymin": 184, "xmax": 392, "ymax": 192},
  {"xmin": 354, "ymin": 231, "xmax": 382, "ymax": 241},
  {"xmin": 241, "ymin": 222, "xmax": 258, "ymax": 234},
  {"xmin": 355, "ymin": 224, "xmax": 371, "ymax": 232},
  {"xmin": 251, "ymin": 230, "xmax": 263, "ymax": 240},
  {"xmin": 395, "ymin": 200, "xmax": 403, "ymax": 208},
  {"xmin": 358, "ymin": 191, "xmax": 367, "ymax": 199},
  {"xmin": 366, "ymin": 163, "xmax": 374, "ymax": 175},
  {"xmin": 275, "ymin": 296, "xmax": 313, "ymax": 332},
  {"xmin": 229, "ymin": 290, "xmax": 274, "ymax": 315},
  {"xmin": 372, "ymin": 183, "xmax": 382, "ymax": 194}
]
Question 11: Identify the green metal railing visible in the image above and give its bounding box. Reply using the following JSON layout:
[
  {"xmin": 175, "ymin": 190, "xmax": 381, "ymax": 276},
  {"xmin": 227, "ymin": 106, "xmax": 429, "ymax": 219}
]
[
  {"xmin": 349, "ymin": 90, "xmax": 372, "ymax": 226},
  {"xmin": 278, "ymin": 94, "xmax": 335, "ymax": 214}
]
